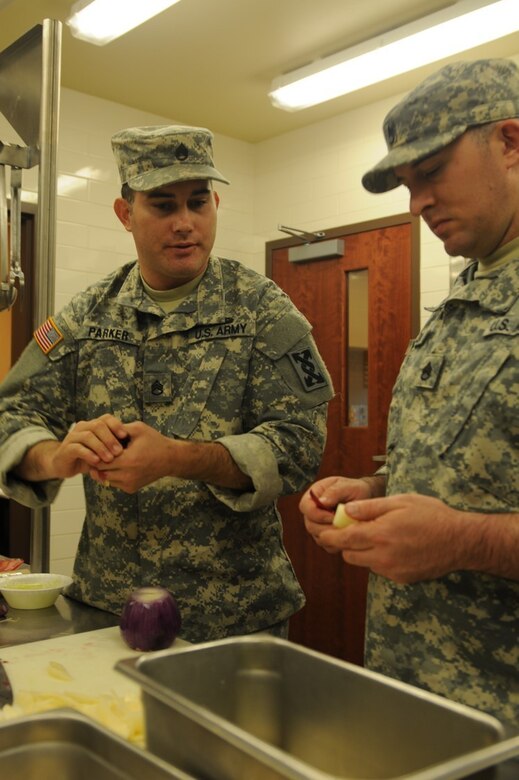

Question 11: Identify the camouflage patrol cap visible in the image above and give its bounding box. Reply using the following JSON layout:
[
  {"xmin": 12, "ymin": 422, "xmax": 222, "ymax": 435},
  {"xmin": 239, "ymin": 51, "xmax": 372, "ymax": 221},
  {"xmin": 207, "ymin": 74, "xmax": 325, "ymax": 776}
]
[
  {"xmin": 362, "ymin": 58, "xmax": 519, "ymax": 193},
  {"xmin": 111, "ymin": 124, "xmax": 230, "ymax": 190}
]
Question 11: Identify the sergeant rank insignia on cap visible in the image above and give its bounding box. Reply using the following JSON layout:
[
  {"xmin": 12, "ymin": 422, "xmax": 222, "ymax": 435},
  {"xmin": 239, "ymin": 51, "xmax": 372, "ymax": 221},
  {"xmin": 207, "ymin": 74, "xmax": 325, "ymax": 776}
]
[{"xmin": 34, "ymin": 316, "xmax": 64, "ymax": 354}]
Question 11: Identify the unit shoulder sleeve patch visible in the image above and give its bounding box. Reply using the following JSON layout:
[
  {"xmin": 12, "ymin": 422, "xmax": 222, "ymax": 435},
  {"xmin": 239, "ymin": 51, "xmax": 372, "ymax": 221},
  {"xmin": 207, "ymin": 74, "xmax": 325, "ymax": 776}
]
[{"xmin": 287, "ymin": 347, "xmax": 329, "ymax": 392}]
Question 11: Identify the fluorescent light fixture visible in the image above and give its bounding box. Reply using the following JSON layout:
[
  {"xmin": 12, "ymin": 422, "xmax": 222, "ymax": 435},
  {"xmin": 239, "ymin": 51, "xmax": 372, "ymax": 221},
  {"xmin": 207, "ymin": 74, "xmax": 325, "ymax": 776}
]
[
  {"xmin": 66, "ymin": 0, "xmax": 182, "ymax": 46},
  {"xmin": 270, "ymin": 0, "xmax": 519, "ymax": 111}
]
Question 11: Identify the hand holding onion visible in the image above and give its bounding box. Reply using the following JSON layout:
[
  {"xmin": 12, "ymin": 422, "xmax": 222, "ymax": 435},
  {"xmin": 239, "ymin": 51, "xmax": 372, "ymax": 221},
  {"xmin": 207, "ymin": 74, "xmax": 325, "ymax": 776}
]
[
  {"xmin": 120, "ymin": 586, "xmax": 182, "ymax": 651},
  {"xmin": 309, "ymin": 489, "xmax": 359, "ymax": 529}
]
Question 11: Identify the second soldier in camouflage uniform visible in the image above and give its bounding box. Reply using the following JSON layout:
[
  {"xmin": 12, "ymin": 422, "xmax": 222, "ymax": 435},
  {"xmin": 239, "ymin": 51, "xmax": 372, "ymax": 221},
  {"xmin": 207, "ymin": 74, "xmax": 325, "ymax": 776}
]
[
  {"xmin": 300, "ymin": 59, "xmax": 519, "ymax": 733},
  {"xmin": 0, "ymin": 125, "xmax": 334, "ymax": 642}
]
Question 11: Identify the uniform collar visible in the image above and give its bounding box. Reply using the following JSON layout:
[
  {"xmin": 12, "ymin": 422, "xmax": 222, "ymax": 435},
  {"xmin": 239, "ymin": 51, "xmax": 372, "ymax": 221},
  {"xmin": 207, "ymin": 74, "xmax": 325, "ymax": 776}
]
[{"xmin": 116, "ymin": 256, "xmax": 227, "ymax": 323}]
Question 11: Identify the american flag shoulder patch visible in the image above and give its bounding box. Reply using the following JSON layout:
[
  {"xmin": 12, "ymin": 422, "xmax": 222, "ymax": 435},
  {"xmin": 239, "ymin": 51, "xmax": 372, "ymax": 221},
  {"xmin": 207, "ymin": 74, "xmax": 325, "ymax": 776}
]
[{"xmin": 33, "ymin": 316, "xmax": 64, "ymax": 354}]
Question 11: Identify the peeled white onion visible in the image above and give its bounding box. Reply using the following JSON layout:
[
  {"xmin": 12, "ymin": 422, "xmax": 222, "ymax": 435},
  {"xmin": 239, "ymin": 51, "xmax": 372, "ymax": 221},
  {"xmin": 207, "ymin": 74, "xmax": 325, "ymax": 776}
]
[
  {"xmin": 120, "ymin": 586, "xmax": 182, "ymax": 651},
  {"xmin": 332, "ymin": 503, "xmax": 358, "ymax": 529}
]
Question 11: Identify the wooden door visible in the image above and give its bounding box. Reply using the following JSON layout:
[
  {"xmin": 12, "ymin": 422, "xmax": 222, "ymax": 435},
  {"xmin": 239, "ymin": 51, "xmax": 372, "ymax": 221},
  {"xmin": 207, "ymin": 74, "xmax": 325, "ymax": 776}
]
[{"xmin": 267, "ymin": 215, "xmax": 420, "ymax": 665}]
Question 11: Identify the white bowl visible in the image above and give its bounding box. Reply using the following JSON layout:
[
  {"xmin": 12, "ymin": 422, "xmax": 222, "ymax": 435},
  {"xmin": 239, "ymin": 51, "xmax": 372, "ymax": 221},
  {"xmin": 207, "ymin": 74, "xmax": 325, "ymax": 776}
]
[{"xmin": 0, "ymin": 573, "xmax": 72, "ymax": 609}]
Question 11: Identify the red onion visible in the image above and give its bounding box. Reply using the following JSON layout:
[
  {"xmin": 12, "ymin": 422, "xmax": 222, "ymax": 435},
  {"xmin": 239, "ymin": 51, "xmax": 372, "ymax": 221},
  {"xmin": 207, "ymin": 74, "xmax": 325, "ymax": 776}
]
[
  {"xmin": 0, "ymin": 596, "xmax": 8, "ymax": 619},
  {"xmin": 120, "ymin": 587, "xmax": 181, "ymax": 651}
]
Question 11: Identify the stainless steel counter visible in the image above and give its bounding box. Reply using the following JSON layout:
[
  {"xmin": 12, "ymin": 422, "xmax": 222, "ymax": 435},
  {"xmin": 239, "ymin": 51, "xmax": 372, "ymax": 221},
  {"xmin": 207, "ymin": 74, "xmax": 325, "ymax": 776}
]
[{"xmin": 0, "ymin": 594, "xmax": 119, "ymax": 648}]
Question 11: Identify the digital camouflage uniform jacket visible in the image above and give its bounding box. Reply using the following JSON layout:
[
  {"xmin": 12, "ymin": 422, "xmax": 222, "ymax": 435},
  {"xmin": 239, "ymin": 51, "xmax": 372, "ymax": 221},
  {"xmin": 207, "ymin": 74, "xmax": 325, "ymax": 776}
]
[
  {"xmin": 365, "ymin": 256, "xmax": 519, "ymax": 731},
  {"xmin": 0, "ymin": 256, "xmax": 333, "ymax": 642}
]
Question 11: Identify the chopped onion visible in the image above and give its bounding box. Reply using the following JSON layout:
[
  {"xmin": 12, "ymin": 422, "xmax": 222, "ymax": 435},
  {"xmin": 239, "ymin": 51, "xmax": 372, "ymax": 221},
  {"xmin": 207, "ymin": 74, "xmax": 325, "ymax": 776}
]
[{"xmin": 120, "ymin": 587, "xmax": 181, "ymax": 651}]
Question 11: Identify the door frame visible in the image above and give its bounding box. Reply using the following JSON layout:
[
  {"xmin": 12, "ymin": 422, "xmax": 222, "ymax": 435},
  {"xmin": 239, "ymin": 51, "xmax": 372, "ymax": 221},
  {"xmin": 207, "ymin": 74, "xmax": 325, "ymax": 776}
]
[{"xmin": 266, "ymin": 213, "xmax": 421, "ymax": 337}]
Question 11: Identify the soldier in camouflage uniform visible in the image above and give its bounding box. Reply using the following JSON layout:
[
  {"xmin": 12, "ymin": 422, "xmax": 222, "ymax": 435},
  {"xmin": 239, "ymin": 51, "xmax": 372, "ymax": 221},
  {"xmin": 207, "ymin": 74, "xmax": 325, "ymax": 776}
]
[
  {"xmin": 300, "ymin": 60, "xmax": 519, "ymax": 733},
  {"xmin": 0, "ymin": 125, "xmax": 334, "ymax": 643}
]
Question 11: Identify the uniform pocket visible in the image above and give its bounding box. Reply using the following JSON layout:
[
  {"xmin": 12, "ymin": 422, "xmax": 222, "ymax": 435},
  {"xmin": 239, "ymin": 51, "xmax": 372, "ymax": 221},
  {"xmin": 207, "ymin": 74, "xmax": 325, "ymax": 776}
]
[
  {"xmin": 436, "ymin": 344, "xmax": 519, "ymax": 507},
  {"xmin": 437, "ymin": 345, "xmax": 512, "ymax": 458},
  {"xmin": 76, "ymin": 342, "xmax": 140, "ymax": 421},
  {"xmin": 167, "ymin": 341, "xmax": 227, "ymax": 438}
]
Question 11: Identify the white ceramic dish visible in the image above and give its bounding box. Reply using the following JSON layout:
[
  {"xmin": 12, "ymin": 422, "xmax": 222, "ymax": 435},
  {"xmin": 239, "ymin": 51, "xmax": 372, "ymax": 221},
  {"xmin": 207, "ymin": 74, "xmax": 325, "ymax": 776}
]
[{"xmin": 0, "ymin": 572, "xmax": 72, "ymax": 609}]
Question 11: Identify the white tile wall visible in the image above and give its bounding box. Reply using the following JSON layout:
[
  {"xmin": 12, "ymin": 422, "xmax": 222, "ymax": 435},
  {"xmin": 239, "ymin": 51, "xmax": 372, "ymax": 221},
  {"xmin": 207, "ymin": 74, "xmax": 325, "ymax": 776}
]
[{"xmin": 3, "ymin": 50, "xmax": 518, "ymax": 573}]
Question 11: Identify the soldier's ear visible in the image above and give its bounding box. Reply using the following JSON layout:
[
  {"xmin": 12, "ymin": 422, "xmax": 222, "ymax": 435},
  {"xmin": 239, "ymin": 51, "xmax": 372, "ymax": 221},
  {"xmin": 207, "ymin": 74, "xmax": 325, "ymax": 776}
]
[
  {"xmin": 497, "ymin": 119, "xmax": 519, "ymax": 169},
  {"xmin": 114, "ymin": 197, "xmax": 133, "ymax": 231}
]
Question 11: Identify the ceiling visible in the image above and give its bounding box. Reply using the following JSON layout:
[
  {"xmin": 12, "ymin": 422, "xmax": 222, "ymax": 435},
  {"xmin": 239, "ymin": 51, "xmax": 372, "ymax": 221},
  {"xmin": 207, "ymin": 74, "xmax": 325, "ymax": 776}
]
[{"xmin": 0, "ymin": 0, "xmax": 518, "ymax": 143}]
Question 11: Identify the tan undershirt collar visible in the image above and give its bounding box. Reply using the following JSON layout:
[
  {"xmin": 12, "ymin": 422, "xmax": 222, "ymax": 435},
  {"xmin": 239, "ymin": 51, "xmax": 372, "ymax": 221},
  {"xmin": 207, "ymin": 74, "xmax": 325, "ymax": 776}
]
[
  {"xmin": 476, "ymin": 236, "xmax": 519, "ymax": 277},
  {"xmin": 140, "ymin": 270, "xmax": 205, "ymax": 313}
]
